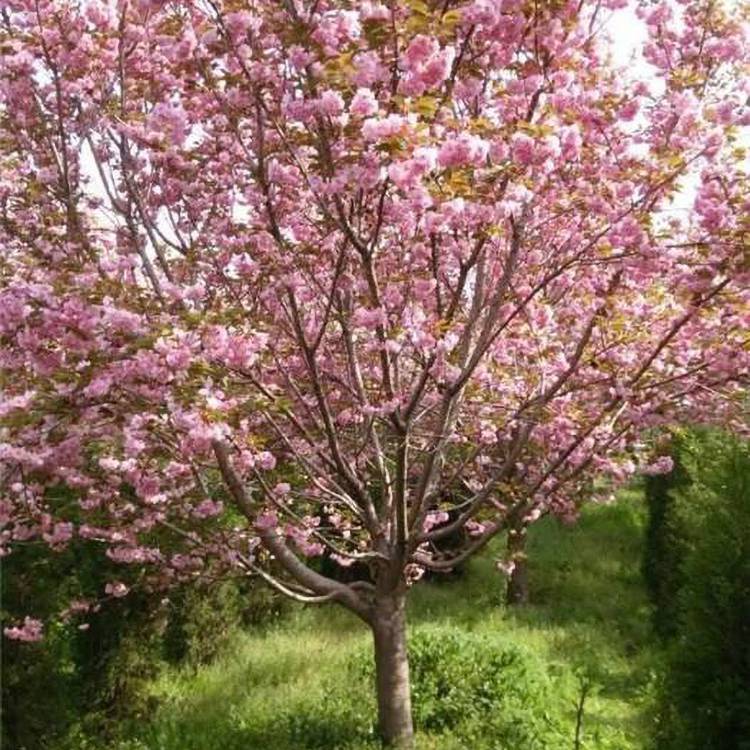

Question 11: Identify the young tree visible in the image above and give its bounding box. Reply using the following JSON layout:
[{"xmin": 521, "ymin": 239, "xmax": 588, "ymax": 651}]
[{"xmin": 1, "ymin": 0, "xmax": 748, "ymax": 745}]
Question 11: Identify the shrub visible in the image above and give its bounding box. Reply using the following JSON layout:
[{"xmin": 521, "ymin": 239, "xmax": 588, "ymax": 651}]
[
  {"xmin": 649, "ymin": 431, "xmax": 750, "ymax": 750},
  {"xmin": 352, "ymin": 627, "xmax": 565, "ymax": 749},
  {"xmin": 1, "ymin": 535, "xmax": 111, "ymax": 749},
  {"xmin": 2, "ymin": 521, "xmax": 287, "ymax": 748},
  {"xmin": 642, "ymin": 439, "xmax": 690, "ymax": 638},
  {"xmin": 1, "ymin": 629, "xmax": 77, "ymax": 750},
  {"xmin": 163, "ymin": 581, "xmax": 246, "ymax": 668},
  {"xmin": 283, "ymin": 695, "xmax": 378, "ymax": 750},
  {"xmin": 72, "ymin": 589, "xmax": 166, "ymax": 735}
]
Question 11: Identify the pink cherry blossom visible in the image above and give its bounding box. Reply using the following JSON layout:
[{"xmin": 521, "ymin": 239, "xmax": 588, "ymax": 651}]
[
  {"xmin": 352, "ymin": 307, "xmax": 388, "ymax": 330},
  {"xmin": 104, "ymin": 582, "xmax": 129, "ymax": 599},
  {"xmin": 0, "ymin": 2, "xmax": 746, "ymax": 740},
  {"xmin": 350, "ymin": 88, "xmax": 379, "ymax": 117},
  {"xmin": 317, "ymin": 90, "xmax": 345, "ymax": 117},
  {"xmin": 422, "ymin": 511, "xmax": 449, "ymax": 533},
  {"xmin": 510, "ymin": 133, "xmax": 535, "ymax": 165},
  {"xmin": 255, "ymin": 512, "xmax": 279, "ymax": 531},
  {"xmin": 193, "ymin": 499, "xmax": 224, "ymax": 518},
  {"xmin": 362, "ymin": 114, "xmax": 408, "ymax": 142},
  {"xmin": 642, "ymin": 456, "xmax": 675, "ymax": 476},
  {"xmin": 437, "ymin": 134, "xmax": 489, "ymax": 169},
  {"xmin": 4, "ymin": 617, "xmax": 43, "ymax": 642}
]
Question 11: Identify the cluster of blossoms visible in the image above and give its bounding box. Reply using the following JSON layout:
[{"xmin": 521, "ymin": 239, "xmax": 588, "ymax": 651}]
[
  {"xmin": 399, "ymin": 34, "xmax": 455, "ymax": 96},
  {"xmin": 4, "ymin": 617, "xmax": 43, "ymax": 643}
]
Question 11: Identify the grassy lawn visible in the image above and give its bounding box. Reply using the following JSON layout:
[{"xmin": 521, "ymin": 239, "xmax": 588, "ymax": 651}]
[{"xmin": 114, "ymin": 489, "xmax": 658, "ymax": 750}]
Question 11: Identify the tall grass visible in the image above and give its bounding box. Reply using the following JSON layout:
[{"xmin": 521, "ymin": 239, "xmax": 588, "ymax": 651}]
[{"xmin": 107, "ymin": 490, "xmax": 656, "ymax": 750}]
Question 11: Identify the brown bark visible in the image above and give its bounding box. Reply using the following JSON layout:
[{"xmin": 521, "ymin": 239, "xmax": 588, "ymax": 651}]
[
  {"xmin": 506, "ymin": 526, "xmax": 530, "ymax": 605},
  {"xmin": 372, "ymin": 588, "xmax": 414, "ymax": 748}
]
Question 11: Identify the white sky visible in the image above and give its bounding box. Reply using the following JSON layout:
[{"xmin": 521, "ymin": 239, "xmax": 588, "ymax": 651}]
[{"xmin": 608, "ymin": 5, "xmax": 649, "ymax": 68}]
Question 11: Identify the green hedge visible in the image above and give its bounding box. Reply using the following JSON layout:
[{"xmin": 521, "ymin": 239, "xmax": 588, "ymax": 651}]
[
  {"xmin": 1, "ymin": 526, "xmax": 285, "ymax": 749},
  {"xmin": 644, "ymin": 430, "xmax": 750, "ymax": 750}
]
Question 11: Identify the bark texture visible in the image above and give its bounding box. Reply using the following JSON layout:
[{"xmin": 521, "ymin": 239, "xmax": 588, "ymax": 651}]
[
  {"xmin": 372, "ymin": 589, "xmax": 414, "ymax": 748},
  {"xmin": 506, "ymin": 526, "xmax": 530, "ymax": 605}
]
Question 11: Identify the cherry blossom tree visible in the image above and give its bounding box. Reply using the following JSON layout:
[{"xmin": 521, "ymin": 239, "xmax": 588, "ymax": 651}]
[{"xmin": 1, "ymin": 0, "xmax": 748, "ymax": 745}]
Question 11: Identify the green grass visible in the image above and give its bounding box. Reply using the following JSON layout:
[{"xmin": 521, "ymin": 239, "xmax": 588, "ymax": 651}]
[{"xmin": 111, "ymin": 490, "xmax": 659, "ymax": 750}]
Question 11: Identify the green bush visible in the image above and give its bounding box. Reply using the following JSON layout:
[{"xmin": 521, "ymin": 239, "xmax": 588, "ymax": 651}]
[
  {"xmin": 642, "ymin": 441, "xmax": 690, "ymax": 638},
  {"xmin": 649, "ymin": 431, "xmax": 750, "ymax": 750},
  {"xmin": 163, "ymin": 581, "xmax": 245, "ymax": 668},
  {"xmin": 72, "ymin": 590, "xmax": 166, "ymax": 737},
  {"xmin": 282, "ymin": 697, "xmax": 378, "ymax": 750},
  {"xmin": 1, "ymin": 629, "xmax": 77, "ymax": 750},
  {"xmin": 351, "ymin": 627, "xmax": 565, "ymax": 749},
  {"xmin": 1, "ymin": 536, "xmax": 109, "ymax": 749},
  {"xmin": 164, "ymin": 577, "xmax": 289, "ymax": 669},
  {"xmin": 1, "ymin": 535, "xmax": 170, "ymax": 748},
  {"xmin": 1, "ymin": 509, "xmax": 287, "ymax": 748}
]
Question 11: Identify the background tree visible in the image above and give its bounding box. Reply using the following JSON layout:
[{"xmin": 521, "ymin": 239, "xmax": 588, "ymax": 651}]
[{"xmin": 1, "ymin": 0, "xmax": 748, "ymax": 746}]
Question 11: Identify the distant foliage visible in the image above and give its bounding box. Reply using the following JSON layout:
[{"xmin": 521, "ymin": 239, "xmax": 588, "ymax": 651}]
[{"xmin": 646, "ymin": 430, "xmax": 750, "ymax": 750}]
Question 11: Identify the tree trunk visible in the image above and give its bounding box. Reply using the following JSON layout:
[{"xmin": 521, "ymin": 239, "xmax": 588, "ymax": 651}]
[
  {"xmin": 371, "ymin": 589, "xmax": 414, "ymax": 748},
  {"xmin": 506, "ymin": 526, "xmax": 530, "ymax": 605}
]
